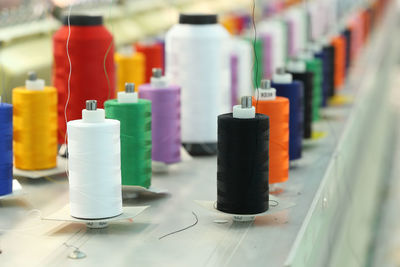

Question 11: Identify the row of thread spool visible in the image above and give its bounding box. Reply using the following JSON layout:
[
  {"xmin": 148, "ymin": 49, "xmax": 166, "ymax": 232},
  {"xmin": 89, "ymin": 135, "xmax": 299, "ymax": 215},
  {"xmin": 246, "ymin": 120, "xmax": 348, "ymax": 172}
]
[{"xmin": 0, "ymin": 0, "xmax": 387, "ymax": 222}]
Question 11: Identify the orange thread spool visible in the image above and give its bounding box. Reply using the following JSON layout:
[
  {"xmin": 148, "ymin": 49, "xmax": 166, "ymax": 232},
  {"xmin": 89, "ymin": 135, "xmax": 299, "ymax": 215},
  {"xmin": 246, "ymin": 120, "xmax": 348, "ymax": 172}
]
[
  {"xmin": 252, "ymin": 91, "xmax": 289, "ymax": 184},
  {"xmin": 331, "ymin": 35, "xmax": 346, "ymax": 90}
]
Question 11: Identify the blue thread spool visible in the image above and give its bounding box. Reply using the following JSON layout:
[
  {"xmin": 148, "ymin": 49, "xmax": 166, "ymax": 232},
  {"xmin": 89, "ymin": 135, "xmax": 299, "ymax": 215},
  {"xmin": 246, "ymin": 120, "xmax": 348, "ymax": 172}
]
[
  {"xmin": 0, "ymin": 102, "xmax": 13, "ymax": 196},
  {"xmin": 272, "ymin": 69, "xmax": 303, "ymax": 161}
]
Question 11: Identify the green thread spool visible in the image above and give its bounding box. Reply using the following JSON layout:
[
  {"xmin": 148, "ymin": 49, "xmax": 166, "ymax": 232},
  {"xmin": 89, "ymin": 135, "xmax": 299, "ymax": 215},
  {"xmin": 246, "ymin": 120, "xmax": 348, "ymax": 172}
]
[
  {"xmin": 305, "ymin": 58, "xmax": 323, "ymax": 121},
  {"xmin": 104, "ymin": 98, "xmax": 152, "ymax": 188},
  {"xmin": 245, "ymin": 37, "xmax": 263, "ymax": 88}
]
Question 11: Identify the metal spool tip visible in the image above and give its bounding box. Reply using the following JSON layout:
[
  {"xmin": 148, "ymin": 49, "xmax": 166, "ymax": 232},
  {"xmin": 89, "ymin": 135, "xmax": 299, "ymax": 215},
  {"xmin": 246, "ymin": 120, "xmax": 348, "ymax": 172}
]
[
  {"xmin": 28, "ymin": 71, "xmax": 37, "ymax": 81},
  {"xmin": 241, "ymin": 96, "xmax": 252, "ymax": 109},
  {"xmin": 152, "ymin": 68, "xmax": 162, "ymax": 78},
  {"xmin": 277, "ymin": 67, "xmax": 286, "ymax": 75},
  {"xmin": 86, "ymin": 100, "xmax": 97, "ymax": 111},
  {"xmin": 125, "ymin": 83, "xmax": 135, "ymax": 93},
  {"xmin": 260, "ymin": 79, "xmax": 270, "ymax": 89}
]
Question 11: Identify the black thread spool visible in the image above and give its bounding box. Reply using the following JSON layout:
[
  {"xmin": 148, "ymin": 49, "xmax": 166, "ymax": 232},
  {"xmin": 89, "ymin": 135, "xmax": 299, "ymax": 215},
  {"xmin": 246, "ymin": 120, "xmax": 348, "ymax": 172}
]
[{"xmin": 217, "ymin": 96, "xmax": 269, "ymax": 215}]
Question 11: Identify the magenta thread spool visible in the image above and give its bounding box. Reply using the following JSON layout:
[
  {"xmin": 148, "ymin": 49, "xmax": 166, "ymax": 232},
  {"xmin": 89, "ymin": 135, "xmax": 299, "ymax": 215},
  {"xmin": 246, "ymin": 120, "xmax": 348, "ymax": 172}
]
[{"xmin": 139, "ymin": 68, "xmax": 181, "ymax": 168}]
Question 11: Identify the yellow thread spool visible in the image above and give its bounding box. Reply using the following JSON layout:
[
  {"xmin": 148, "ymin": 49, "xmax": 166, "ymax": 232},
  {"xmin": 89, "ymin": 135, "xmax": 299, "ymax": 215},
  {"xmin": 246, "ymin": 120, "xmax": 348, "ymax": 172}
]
[
  {"xmin": 12, "ymin": 75, "xmax": 58, "ymax": 170},
  {"xmin": 115, "ymin": 50, "xmax": 146, "ymax": 92}
]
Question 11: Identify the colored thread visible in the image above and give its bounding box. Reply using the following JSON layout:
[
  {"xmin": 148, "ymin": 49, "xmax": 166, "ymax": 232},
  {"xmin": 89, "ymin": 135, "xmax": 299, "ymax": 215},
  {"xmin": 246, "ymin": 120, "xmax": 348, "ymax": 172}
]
[
  {"xmin": 314, "ymin": 48, "xmax": 329, "ymax": 107},
  {"xmin": 217, "ymin": 113, "xmax": 269, "ymax": 214},
  {"xmin": 324, "ymin": 45, "xmax": 336, "ymax": 98},
  {"xmin": 0, "ymin": 103, "xmax": 12, "ymax": 196},
  {"xmin": 135, "ymin": 42, "xmax": 164, "ymax": 83},
  {"xmin": 12, "ymin": 86, "xmax": 57, "ymax": 170},
  {"xmin": 304, "ymin": 58, "xmax": 322, "ymax": 121},
  {"xmin": 67, "ymin": 103, "xmax": 122, "ymax": 219},
  {"xmin": 53, "ymin": 15, "xmax": 115, "ymax": 144},
  {"xmin": 105, "ymin": 99, "xmax": 152, "ymax": 188},
  {"xmin": 342, "ymin": 28, "xmax": 352, "ymax": 73},
  {"xmin": 246, "ymin": 37, "xmax": 263, "ymax": 89},
  {"xmin": 331, "ymin": 35, "xmax": 346, "ymax": 90},
  {"xmin": 115, "ymin": 51, "xmax": 145, "ymax": 92},
  {"xmin": 261, "ymin": 33, "xmax": 273, "ymax": 79},
  {"xmin": 272, "ymin": 80, "xmax": 303, "ymax": 160},
  {"xmin": 288, "ymin": 71, "xmax": 313, "ymax": 139},
  {"xmin": 166, "ymin": 14, "xmax": 229, "ymax": 156},
  {"xmin": 230, "ymin": 54, "xmax": 239, "ymax": 107},
  {"xmin": 138, "ymin": 80, "xmax": 180, "ymax": 164},
  {"xmin": 253, "ymin": 96, "xmax": 289, "ymax": 184}
]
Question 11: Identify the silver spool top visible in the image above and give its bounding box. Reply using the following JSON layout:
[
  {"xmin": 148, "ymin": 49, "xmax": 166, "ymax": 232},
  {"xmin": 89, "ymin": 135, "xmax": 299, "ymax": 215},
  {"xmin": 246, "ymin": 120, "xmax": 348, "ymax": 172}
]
[
  {"xmin": 28, "ymin": 71, "xmax": 37, "ymax": 81},
  {"xmin": 260, "ymin": 79, "xmax": 271, "ymax": 89},
  {"xmin": 152, "ymin": 68, "xmax": 162, "ymax": 78},
  {"xmin": 241, "ymin": 96, "xmax": 252, "ymax": 109},
  {"xmin": 125, "ymin": 83, "xmax": 135, "ymax": 93},
  {"xmin": 86, "ymin": 100, "xmax": 97, "ymax": 111},
  {"xmin": 277, "ymin": 67, "xmax": 286, "ymax": 75}
]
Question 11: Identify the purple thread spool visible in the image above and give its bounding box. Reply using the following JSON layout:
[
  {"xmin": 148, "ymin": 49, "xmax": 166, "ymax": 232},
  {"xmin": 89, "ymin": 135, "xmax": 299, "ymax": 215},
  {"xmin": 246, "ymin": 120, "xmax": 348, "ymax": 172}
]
[
  {"xmin": 261, "ymin": 33, "xmax": 273, "ymax": 79},
  {"xmin": 230, "ymin": 53, "xmax": 239, "ymax": 107},
  {"xmin": 139, "ymin": 68, "xmax": 181, "ymax": 164}
]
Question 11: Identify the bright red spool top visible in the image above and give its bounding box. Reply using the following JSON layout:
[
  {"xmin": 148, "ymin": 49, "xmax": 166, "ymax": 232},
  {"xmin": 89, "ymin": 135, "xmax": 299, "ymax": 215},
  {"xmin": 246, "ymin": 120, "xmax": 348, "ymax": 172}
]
[{"xmin": 135, "ymin": 42, "xmax": 164, "ymax": 83}]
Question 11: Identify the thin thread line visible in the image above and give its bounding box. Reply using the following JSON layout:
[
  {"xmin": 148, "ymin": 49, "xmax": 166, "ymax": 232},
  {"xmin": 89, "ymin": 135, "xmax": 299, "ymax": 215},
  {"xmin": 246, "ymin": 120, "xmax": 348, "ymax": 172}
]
[
  {"xmin": 251, "ymin": 0, "xmax": 260, "ymax": 110},
  {"xmin": 64, "ymin": 4, "xmax": 72, "ymax": 178},
  {"xmin": 104, "ymin": 0, "xmax": 114, "ymax": 101},
  {"xmin": 158, "ymin": 211, "xmax": 198, "ymax": 240}
]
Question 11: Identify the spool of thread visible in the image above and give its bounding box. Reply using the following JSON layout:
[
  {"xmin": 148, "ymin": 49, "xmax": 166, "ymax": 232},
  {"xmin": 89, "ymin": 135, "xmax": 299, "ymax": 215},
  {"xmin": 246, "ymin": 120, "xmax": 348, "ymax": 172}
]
[
  {"xmin": 342, "ymin": 28, "xmax": 352, "ymax": 73},
  {"xmin": 245, "ymin": 36, "xmax": 263, "ymax": 88},
  {"xmin": 0, "ymin": 100, "xmax": 13, "ymax": 196},
  {"xmin": 324, "ymin": 44, "xmax": 336, "ymax": 98},
  {"xmin": 105, "ymin": 83, "xmax": 152, "ymax": 188},
  {"xmin": 230, "ymin": 38, "xmax": 252, "ymax": 105},
  {"xmin": 286, "ymin": 8, "xmax": 308, "ymax": 57},
  {"xmin": 53, "ymin": 15, "xmax": 115, "ymax": 144},
  {"xmin": 139, "ymin": 69, "xmax": 181, "ymax": 164},
  {"xmin": 312, "ymin": 43, "xmax": 329, "ymax": 107},
  {"xmin": 298, "ymin": 50, "xmax": 322, "ymax": 121},
  {"xmin": 258, "ymin": 19, "xmax": 288, "ymax": 77},
  {"xmin": 12, "ymin": 72, "xmax": 58, "ymax": 170},
  {"xmin": 286, "ymin": 59, "xmax": 313, "ymax": 139},
  {"xmin": 67, "ymin": 100, "xmax": 122, "ymax": 219},
  {"xmin": 135, "ymin": 41, "xmax": 164, "ymax": 83},
  {"xmin": 253, "ymin": 80, "xmax": 289, "ymax": 184},
  {"xmin": 115, "ymin": 46, "xmax": 146, "ymax": 92},
  {"xmin": 217, "ymin": 96, "xmax": 269, "ymax": 214},
  {"xmin": 166, "ymin": 14, "xmax": 229, "ymax": 156},
  {"xmin": 321, "ymin": 44, "xmax": 335, "ymax": 103},
  {"xmin": 272, "ymin": 68, "xmax": 303, "ymax": 161},
  {"xmin": 331, "ymin": 35, "xmax": 347, "ymax": 91}
]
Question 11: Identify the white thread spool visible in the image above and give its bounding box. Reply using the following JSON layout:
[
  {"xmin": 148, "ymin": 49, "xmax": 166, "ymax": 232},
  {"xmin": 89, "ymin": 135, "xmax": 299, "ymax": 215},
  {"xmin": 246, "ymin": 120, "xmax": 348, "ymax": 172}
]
[
  {"xmin": 166, "ymin": 14, "xmax": 229, "ymax": 144},
  {"xmin": 67, "ymin": 100, "xmax": 122, "ymax": 219},
  {"xmin": 230, "ymin": 37, "xmax": 252, "ymax": 103}
]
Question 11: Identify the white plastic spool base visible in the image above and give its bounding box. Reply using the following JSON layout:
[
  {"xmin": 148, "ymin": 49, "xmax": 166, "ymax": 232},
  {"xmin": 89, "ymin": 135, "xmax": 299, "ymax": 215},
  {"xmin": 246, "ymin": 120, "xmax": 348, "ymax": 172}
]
[
  {"xmin": 196, "ymin": 195, "xmax": 295, "ymax": 222},
  {"xmin": 0, "ymin": 180, "xmax": 24, "ymax": 200},
  {"xmin": 13, "ymin": 156, "xmax": 67, "ymax": 179},
  {"xmin": 42, "ymin": 205, "xmax": 149, "ymax": 229}
]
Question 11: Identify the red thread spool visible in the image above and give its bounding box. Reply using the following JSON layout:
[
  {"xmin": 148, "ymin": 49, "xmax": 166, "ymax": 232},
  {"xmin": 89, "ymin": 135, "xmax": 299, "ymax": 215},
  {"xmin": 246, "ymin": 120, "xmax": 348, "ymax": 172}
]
[
  {"xmin": 135, "ymin": 42, "xmax": 164, "ymax": 83},
  {"xmin": 53, "ymin": 15, "xmax": 115, "ymax": 144}
]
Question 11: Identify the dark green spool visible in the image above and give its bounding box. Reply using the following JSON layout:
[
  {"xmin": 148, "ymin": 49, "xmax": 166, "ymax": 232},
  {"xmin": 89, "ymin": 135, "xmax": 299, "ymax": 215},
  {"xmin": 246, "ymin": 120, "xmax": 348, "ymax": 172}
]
[
  {"xmin": 305, "ymin": 58, "xmax": 323, "ymax": 121},
  {"xmin": 104, "ymin": 99, "xmax": 152, "ymax": 188}
]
